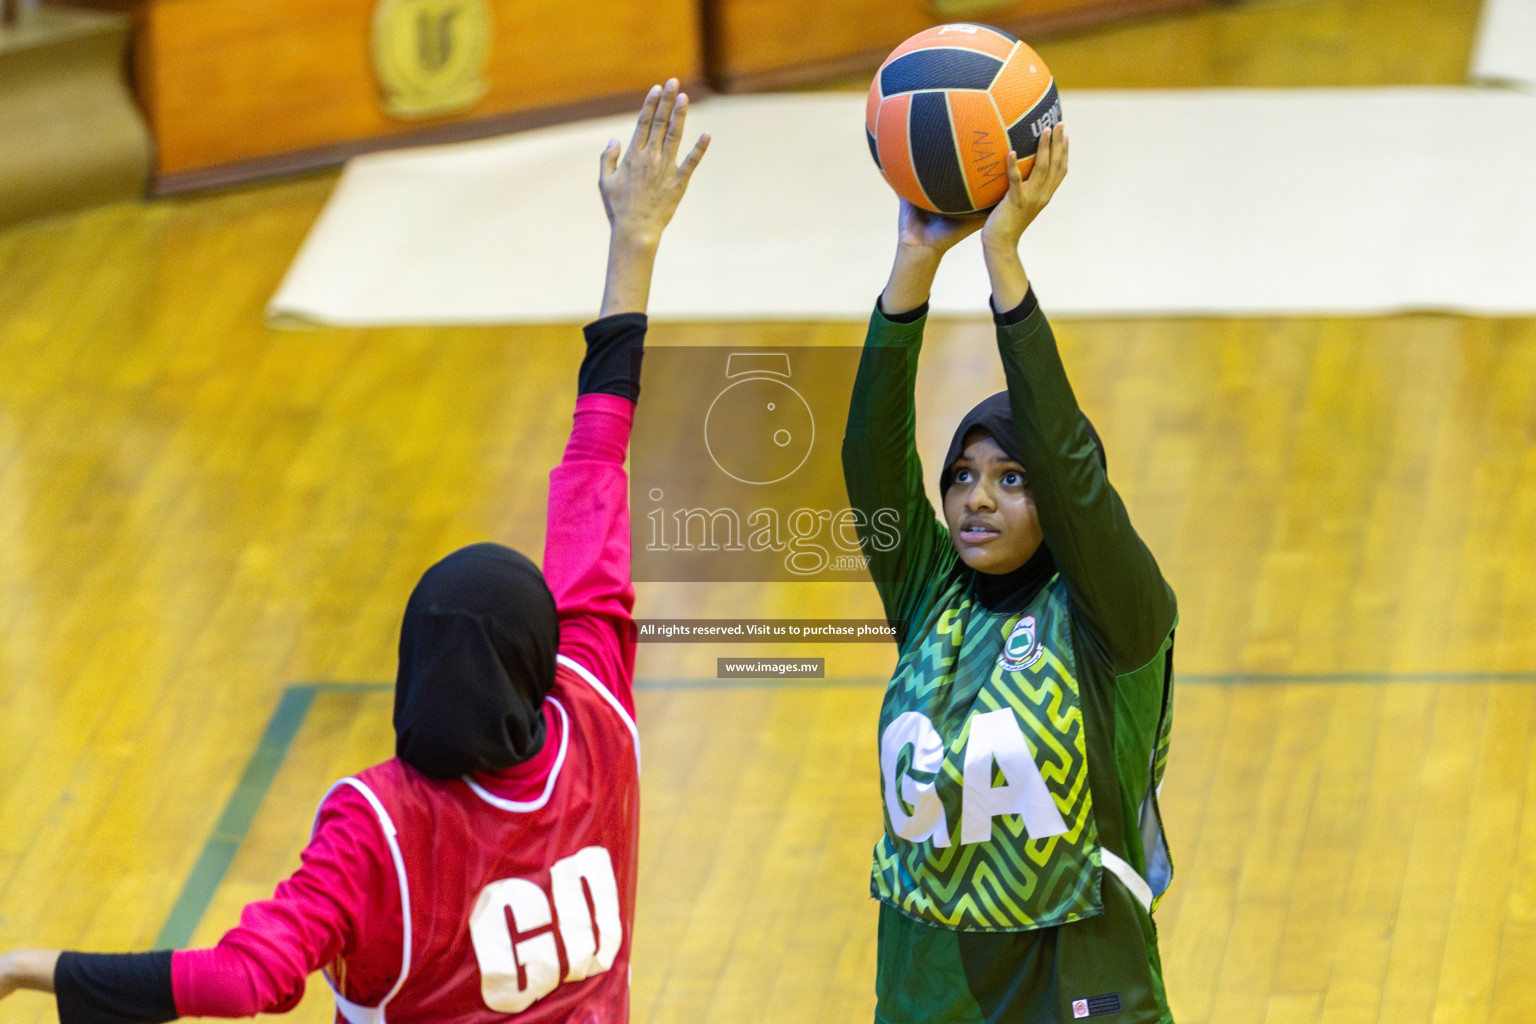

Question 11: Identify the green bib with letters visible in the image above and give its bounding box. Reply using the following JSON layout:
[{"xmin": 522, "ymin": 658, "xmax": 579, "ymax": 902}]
[{"xmin": 873, "ymin": 573, "xmax": 1103, "ymax": 931}]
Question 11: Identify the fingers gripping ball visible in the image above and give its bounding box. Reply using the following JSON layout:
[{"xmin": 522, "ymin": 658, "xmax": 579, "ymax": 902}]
[{"xmin": 866, "ymin": 23, "xmax": 1061, "ymax": 215}]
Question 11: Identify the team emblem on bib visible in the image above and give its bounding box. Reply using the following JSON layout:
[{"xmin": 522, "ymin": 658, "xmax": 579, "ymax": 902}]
[{"xmin": 998, "ymin": 614, "xmax": 1043, "ymax": 671}]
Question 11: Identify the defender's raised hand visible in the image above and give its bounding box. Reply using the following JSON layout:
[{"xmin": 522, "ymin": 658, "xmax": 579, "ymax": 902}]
[
  {"xmin": 597, "ymin": 79, "xmax": 710, "ymax": 316},
  {"xmin": 600, "ymin": 79, "xmax": 710, "ymax": 248}
]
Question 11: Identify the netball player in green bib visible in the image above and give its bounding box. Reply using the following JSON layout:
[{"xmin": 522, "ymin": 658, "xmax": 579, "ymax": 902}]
[{"xmin": 842, "ymin": 124, "xmax": 1179, "ymax": 1024}]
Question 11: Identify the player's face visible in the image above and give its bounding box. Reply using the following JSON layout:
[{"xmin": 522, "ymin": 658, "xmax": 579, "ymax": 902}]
[{"xmin": 943, "ymin": 430, "xmax": 1043, "ymax": 575}]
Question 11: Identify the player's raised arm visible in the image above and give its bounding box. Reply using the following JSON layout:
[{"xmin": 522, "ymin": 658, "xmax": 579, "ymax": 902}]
[
  {"xmin": 543, "ymin": 80, "xmax": 709, "ymax": 702},
  {"xmin": 842, "ymin": 202, "xmax": 983, "ymax": 642},
  {"xmin": 979, "ymin": 124, "xmax": 1069, "ymax": 314}
]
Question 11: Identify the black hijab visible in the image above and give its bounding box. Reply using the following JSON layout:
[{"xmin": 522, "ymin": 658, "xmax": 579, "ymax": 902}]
[
  {"xmin": 393, "ymin": 543, "xmax": 559, "ymax": 778},
  {"xmin": 939, "ymin": 392, "xmax": 1105, "ymax": 612}
]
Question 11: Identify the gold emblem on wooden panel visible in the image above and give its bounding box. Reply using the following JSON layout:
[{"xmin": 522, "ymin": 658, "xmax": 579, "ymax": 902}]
[{"xmin": 372, "ymin": 0, "xmax": 492, "ymax": 120}]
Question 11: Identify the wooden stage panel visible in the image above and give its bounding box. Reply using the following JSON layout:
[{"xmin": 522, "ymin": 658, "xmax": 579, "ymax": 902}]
[
  {"xmin": 704, "ymin": 0, "xmax": 1211, "ymax": 90},
  {"xmin": 62, "ymin": 0, "xmax": 703, "ymax": 187},
  {"xmin": 55, "ymin": 0, "xmax": 1213, "ymax": 189}
]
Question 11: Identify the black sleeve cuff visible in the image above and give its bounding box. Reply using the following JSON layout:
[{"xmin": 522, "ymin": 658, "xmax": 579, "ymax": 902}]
[
  {"xmin": 579, "ymin": 312, "xmax": 648, "ymax": 401},
  {"xmin": 55, "ymin": 950, "xmax": 178, "ymax": 1024},
  {"xmin": 991, "ymin": 286, "xmax": 1039, "ymax": 326},
  {"xmin": 876, "ymin": 296, "xmax": 929, "ymax": 324}
]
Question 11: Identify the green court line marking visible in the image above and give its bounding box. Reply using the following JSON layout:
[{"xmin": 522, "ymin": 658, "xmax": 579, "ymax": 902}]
[
  {"xmin": 158, "ymin": 669, "xmax": 1536, "ymax": 945},
  {"xmin": 155, "ymin": 685, "xmax": 318, "ymax": 947},
  {"xmin": 154, "ymin": 682, "xmax": 388, "ymax": 948}
]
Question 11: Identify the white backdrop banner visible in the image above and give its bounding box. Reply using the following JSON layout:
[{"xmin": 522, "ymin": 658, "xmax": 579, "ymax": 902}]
[{"xmin": 268, "ymin": 88, "xmax": 1536, "ymax": 324}]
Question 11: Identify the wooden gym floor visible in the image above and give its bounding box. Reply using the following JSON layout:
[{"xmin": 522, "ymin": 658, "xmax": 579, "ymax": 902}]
[{"xmin": 1, "ymin": 1, "xmax": 1533, "ymax": 1022}]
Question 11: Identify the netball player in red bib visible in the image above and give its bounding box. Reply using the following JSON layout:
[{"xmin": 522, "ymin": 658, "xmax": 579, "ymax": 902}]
[{"xmin": 0, "ymin": 79, "xmax": 709, "ymax": 1024}]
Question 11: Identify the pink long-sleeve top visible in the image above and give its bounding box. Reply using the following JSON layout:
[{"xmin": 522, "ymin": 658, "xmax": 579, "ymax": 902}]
[{"xmin": 171, "ymin": 389, "xmax": 637, "ymax": 1017}]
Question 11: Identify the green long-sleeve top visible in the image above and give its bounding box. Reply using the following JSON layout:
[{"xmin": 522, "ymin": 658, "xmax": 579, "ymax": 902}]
[{"xmin": 842, "ymin": 295, "xmax": 1177, "ymax": 932}]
